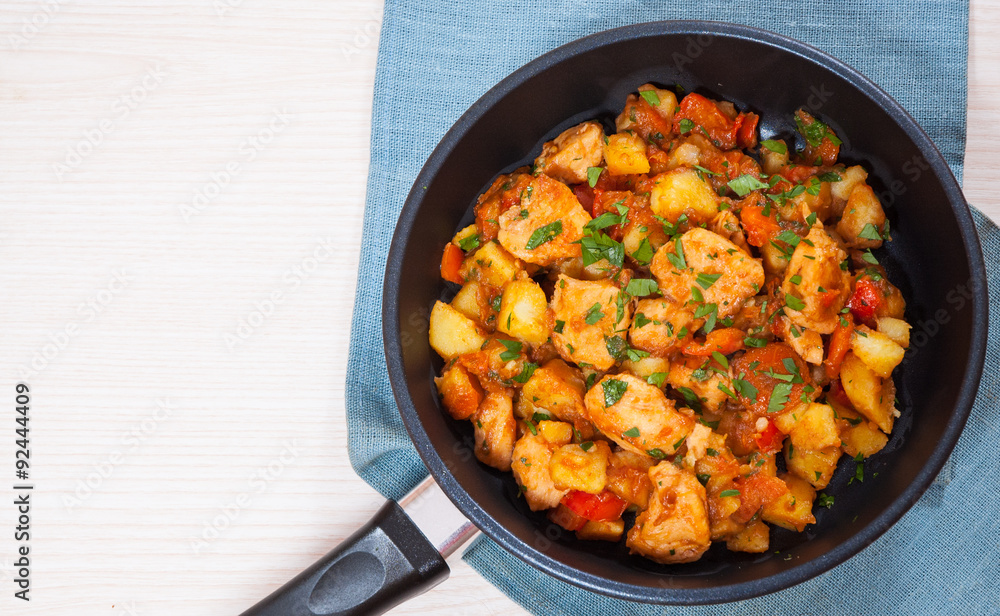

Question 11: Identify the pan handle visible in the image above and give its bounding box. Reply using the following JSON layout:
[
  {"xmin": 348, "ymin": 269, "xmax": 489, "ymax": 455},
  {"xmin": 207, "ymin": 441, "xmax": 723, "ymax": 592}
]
[{"xmin": 240, "ymin": 477, "xmax": 477, "ymax": 616}]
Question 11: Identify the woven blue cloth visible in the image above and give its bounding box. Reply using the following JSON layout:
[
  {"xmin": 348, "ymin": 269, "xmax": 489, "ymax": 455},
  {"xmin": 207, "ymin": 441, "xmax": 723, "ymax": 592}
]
[{"xmin": 345, "ymin": 2, "xmax": 997, "ymax": 613}]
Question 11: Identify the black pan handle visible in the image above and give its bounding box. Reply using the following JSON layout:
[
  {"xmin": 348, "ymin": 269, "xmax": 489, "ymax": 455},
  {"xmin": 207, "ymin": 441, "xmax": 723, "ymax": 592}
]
[{"xmin": 240, "ymin": 500, "xmax": 449, "ymax": 616}]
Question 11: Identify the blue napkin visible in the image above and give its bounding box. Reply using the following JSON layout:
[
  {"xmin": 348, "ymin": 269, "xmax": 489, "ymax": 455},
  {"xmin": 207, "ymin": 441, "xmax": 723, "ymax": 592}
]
[{"xmin": 346, "ymin": 1, "xmax": 997, "ymax": 613}]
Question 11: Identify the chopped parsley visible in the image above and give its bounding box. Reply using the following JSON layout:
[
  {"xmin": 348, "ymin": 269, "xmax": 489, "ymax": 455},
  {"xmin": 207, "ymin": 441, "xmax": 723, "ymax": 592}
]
[
  {"xmin": 587, "ymin": 166, "xmax": 603, "ymax": 188},
  {"xmin": 458, "ymin": 233, "xmax": 480, "ymax": 252},
  {"xmin": 639, "ymin": 90, "xmax": 660, "ymax": 106},
  {"xmin": 646, "ymin": 372, "xmax": 667, "ymax": 388},
  {"xmin": 696, "ymin": 273, "xmax": 722, "ymax": 289},
  {"xmin": 498, "ymin": 339, "xmax": 522, "ymax": 361},
  {"xmin": 761, "ymin": 139, "xmax": 787, "ymax": 154},
  {"xmin": 767, "ymin": 383, "xmax": 793, "ymax": 414},
  {"xmin": 622, "ymin": 426, "xmax": 641, "ymax": 438},
  {"xmin": 602, "ymin": 379, "xmax": 628, "ymax": 406},
  {"xmin": 816, "ymin": 493, "xmax": 835, "ymax": 508},
  {"xmin": 626, "ymin": 278, "xmax": 659, "ymax": 297},
  {"xmin": 584, "ymin": 303, "xmax": 605, "ymax": 325},
  {"xmin": 666, "ymin": 236, "xmax": 687, "ymax": 270},
  {"xmin": 727, "ymin": 174, "xmax": 770, "ymax": 197},
  {"xmin": 785, "ymin": 293, "xmax": 806, "ymax": 311},
  {"xmin": 554, "ymin": 319, "xmax": 565, "ymax": 334},
  {"xmin": 631, "ymin": 237, "xmax": 654, "ymax": 265},
  {"xmin": 633, "ymin": 312, "xmax": 653, "ymax": 328},
  {"xmin": 858, "ymin": 223, "xmax": 883, "ymax": 241},
  {"xmin": 525, "ymin": 220, "xmax": 563, "ymax": 250},
  {"xmin": 512, "ymin": 363, "xmax": 538, "ymax": 383},
  {"xmin": 678, "ymin": 118, "xmax": 695, "ymax": 134},
  {"xmin": 719, "ymin": 489, "xmax": 740, "ymax": 498}
]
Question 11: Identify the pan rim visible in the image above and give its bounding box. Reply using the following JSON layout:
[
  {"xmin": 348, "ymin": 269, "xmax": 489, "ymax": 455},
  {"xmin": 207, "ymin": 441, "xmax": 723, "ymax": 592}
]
[{"xmin": 381, "ymin": 19, "xmax": 988, "ymax": 605}]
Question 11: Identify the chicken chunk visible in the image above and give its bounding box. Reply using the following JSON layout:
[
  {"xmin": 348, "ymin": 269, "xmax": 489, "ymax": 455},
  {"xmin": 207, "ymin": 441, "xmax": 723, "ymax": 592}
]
[
  {"xmin": 666, "ymin": 355, "xmax": 732, "ymax": 414},
  {"xmin": 627, "ymin": 462, "xmax": 711, "ymax": 564},
  {"xmin": 497, "ymin": 174, "xmax": 591, "ymax": 266},
  {"xmin": 550, "ymin": 275, "xmax": 632, "ymax": 371},
  {"xmin": 651, "ymin": 228, "xmax": 764, "ymax": 319},
  {"xmin": 583, "ymin": 374, "xmax": 694, "ymax": 456},
  {"xmin": 781, "ymin": 226, "xmax": 851, "ymax": 334},
  {"xmin": 533, "ymin": 121, "xmax": 605, "ymax": 185},
  {"xmin": 629, "ymin": 298, "xmax": 697, "ymax": 355},
  {"xmin": 511, "ymin": 430, "xmax": 567, "ymax": 511},
  {"xmin": 474, "ymin": 389, "xmax": 516, "ymax": 471}
]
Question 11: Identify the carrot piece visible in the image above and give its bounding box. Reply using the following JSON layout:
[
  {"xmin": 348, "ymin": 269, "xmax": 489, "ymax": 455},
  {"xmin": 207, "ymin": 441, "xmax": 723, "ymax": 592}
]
[
  {"xmin": 683, "ymin": 327, "xmax": 746, "ymax": 356},
  {"xmin": 824, "ymin": 313, "xmax": 854, "ymax": 379},
  {"xmin": 440, "ymin": 243, "xmax": 465, "ymax": 284},
  {"xmin": 739, "ymin": 203, "xmax": 781, "ymax": 247}
]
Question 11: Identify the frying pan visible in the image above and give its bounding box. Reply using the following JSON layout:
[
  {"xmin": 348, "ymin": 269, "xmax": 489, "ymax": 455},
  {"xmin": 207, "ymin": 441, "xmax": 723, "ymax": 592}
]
[{"xmin": 241, "ymin": 20, "xmax": 987, "ymax": 615}]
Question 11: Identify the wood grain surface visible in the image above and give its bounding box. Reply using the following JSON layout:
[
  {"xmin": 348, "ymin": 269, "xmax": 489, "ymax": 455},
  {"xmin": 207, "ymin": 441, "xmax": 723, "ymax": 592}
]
[{"xmin": 0, "ymin": 1, "xmax": 996, "ymax": 614}]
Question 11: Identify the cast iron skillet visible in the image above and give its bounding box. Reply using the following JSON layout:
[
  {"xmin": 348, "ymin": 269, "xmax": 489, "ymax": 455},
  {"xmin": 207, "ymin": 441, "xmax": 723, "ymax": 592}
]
[{"xmin": 243, "ymin": 21, "xmax": 987, "ymax": 614}]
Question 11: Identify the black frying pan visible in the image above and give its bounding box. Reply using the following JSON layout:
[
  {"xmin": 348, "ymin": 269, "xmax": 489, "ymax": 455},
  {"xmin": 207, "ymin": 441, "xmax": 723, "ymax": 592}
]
[{"xmin": 241, "ymin": 21, "xmax": 987, "ymax": 614}]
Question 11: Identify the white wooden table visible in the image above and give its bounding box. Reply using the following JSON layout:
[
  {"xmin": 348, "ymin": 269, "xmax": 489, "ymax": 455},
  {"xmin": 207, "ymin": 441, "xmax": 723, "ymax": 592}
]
[{"xmin": 0, "ymin": 2, "xmax": 996, "ymax": 614}]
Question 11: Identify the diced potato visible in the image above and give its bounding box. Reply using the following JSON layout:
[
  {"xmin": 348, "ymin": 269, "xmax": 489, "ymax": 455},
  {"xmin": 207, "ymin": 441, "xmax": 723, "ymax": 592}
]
[
  {"xmin": 577, "ymin": 518, "xmax": 625, "ymax": 542},
  {"xmin": 626, "ymin": 463, "xmax": 711, "ymax": 564},
  {"xmin": 605, "ymin": 133, "xmax": 650, "ymax": 175},
  {"xmin": 851, "ymin": 326, "xmax": 905, "ymax": 378},
  {"xmin": 830, "ymin": 165, "xmax": 869, "ymax": 209},
  {"xmin": 605, "ymin": 450, "xmax": 654, "ymax": 508},
  {"xmin": 762, "ymin": 473, "xmax": 816, "ymax": 532},
  {"xmin": 497, "ymin": 279, "xmax": 549, "ymax": 346},
  {"xmin": 434, "ymin": 363, "xmax": 483, "ymax": 420},
  {"xmin": 620, "ymin": 356, "xmax": 671, "ymax": 383},
  {"xmin": 533, "ymin": 121, "xmax": 605, "ymax": 184},
  {"xmin": 682, "ymin": 423, "xmax": 715, "ymax": 467},
  {"xmin": 789, "ymin": 403, "xmax": 841, "ymax": 451},
  {"xmin": 548, "ymin": 503, "xmax": 586, "ymax": 531},
  {"xmin": 784, "ymin": 441, "xmax": 840, "ymax": 489},
  {"xmin": 429, "ymin": 301, "xmax": 487, "ymax": 360},
  {"xmin": 451, "ymin": 281, "xmax": 486, "ymax": 322},
  {"xmin": 459, "ymin": 240, "xmax": 524, "ymax": 288},
  {"xmin": 726, "ymin": 520, "xmax": 770, "ymax": 553},
  {"xmin": 837, "ymin": 184, "xmax": 886, "ymax": 249},
  {"xmin": 511, "ymin": 431, "xmax": 566, "ymax": 511},
  {"xmin": 583, "ymin": 373, "xmax": 694, "ymax": 457},
  {"xmin": 537, "ymin": 420, "xmax": 573, "ymax": 445},
  {"xmin": 649, "ymin": 167, "xmax": 719, "ymax": 224},
  {"xmin": 549, "ymin": 441, "xmax": 611, "ymax": 494},
  {"xmin": 760, "ymin": 239, "xmax": 790, "ymax": 276},
  {"xmin": 451, "ymin": 224, "xmax": 478, "ymax": 247},
  {"xmin": 877, "ymin": 317, "xmax": 911, "ymax": 348},
  {"xmin": 650, "ymin": 228, "xmax": 764, "ymax": 319},
  {"xmin": 666, "ymin": 142, "xmax": 701, "ymax": 169},
  {"xmin": 549, "ymin": 275, "xmax": 632, "ymax": 371},
  {"xmin": 629, "ymin": 298, "xmax": 696, "ymax": 355},
  {"xmin": 474, "ymin": 390, "xmax": 516, "ymax": 471},
  {"xmin": 840, "ymin": 419, "xmax": 889, "ymax": 459},
  {"xmin": 497, "ymin": 174, "xmax": 591, "ymax": 267},
  {"xmin": 520, "ymin": 358, "xmax": 589, "ymax": 432},
  {"xmin": 760, "ymin": 140, "xmax": 789, "ymax": 175},
  {"xmin": 840, "ymin": 352, "xmax": 896, "ymax": 433}
]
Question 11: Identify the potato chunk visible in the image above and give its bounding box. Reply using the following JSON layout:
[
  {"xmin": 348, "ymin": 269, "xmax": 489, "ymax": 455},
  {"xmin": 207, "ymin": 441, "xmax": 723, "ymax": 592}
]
[
  {"xmin": 434, "ymin": 363, "xmax": 483, "ymax": 420},
  {"xmin": 511, "ymin": 430, "xmax": 567, "ymax": 511},
  {"xmin": 784, "ymin": 441, "xmax": 840, "ymax": 489},
  {"xmin": 726, "ymin": 520, "xmax": 770, "ymax": 553},
  {"xmin": 840, "ymin": 352, "xmax": 896, "ymax": 433},
  {"xmin": 549, "ymin": 441, "xmax": 611, "ymax": 494},
  {"xmin": 474, "ymin": 390, "xmax": 516, "ymax": 471},
  {"xmin": 840, "ymin": 418, "xmax": 889, "ymax": 459},
  {"xmin": 429, "ymin": 301, "xmax": 487, "ymax": 360},
  {"xmin": 651, "ymin": 228, "xmax": 764, "ymax": 319},
  {"xmin": 577, "ymin": 518, "xmax": 625, "ymax": 542},
  {"xmin": 629, "ymin": 298, "xmax": 696, "ymax": 355},
  {"xmin": 762, "ymin": 473, "xmax": 816, "ymax": 532},
  {"xmin": 830, "ymin": 165, "xmax": 869, "ymax": 211},
  {"xmin": 605, "ymin": 450, "xmax": 655, "ymax": 508},
  {"xmin": 550, "ymin": 275, "xmax": 632, "ymax": 370},
  {"xmin": 781, "ymin": 226, "xmax": 851, "ymax": 334},
  {"xmin": 584, "ymin": 373, "xmax": 694, "ymax": 456},
  {"xmin": 649, "ymin": 167, "xmax": 719, "ymax": 225},
  {"xmin": 497, "ymin": 174, "xmax": 591, "ymax": 266},
  {"xmin": 459, "ymin": 240, "xmax": 524, "ymax": 288},
  {"xmin": 605, "ymin": 132, "xmax": 650, "ymax": 175},
  {"xmin": 851, "ymin": 326, "xmax": 905, "ymax": 378},
  {"xmin": 627, "ymin": 463, "xmax": 711, "ymax": 564},
  {"xmin": 497, "ymin": 279, "xmax": 549, "ymax": 346},
  {"xmin": 837, "ymin": 184, "xmax": 886, "ymax": 249},
  {"xmin": 533, "ymin": 121, "xmax": 605, "ymax": 185},
  {"xmin": 877, "ymin": 317, "xmax": 911, "ymax": 348},
  {"xmin": 788, "ymin": 403, "xmax": 841, "ymax": 451}
]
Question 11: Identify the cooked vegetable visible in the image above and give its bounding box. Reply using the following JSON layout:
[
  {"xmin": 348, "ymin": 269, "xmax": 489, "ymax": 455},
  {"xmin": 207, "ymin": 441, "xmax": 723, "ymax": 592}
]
[{"xmin": 429, "ymin": 87, "xmax": 911, "ymax": 564}]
